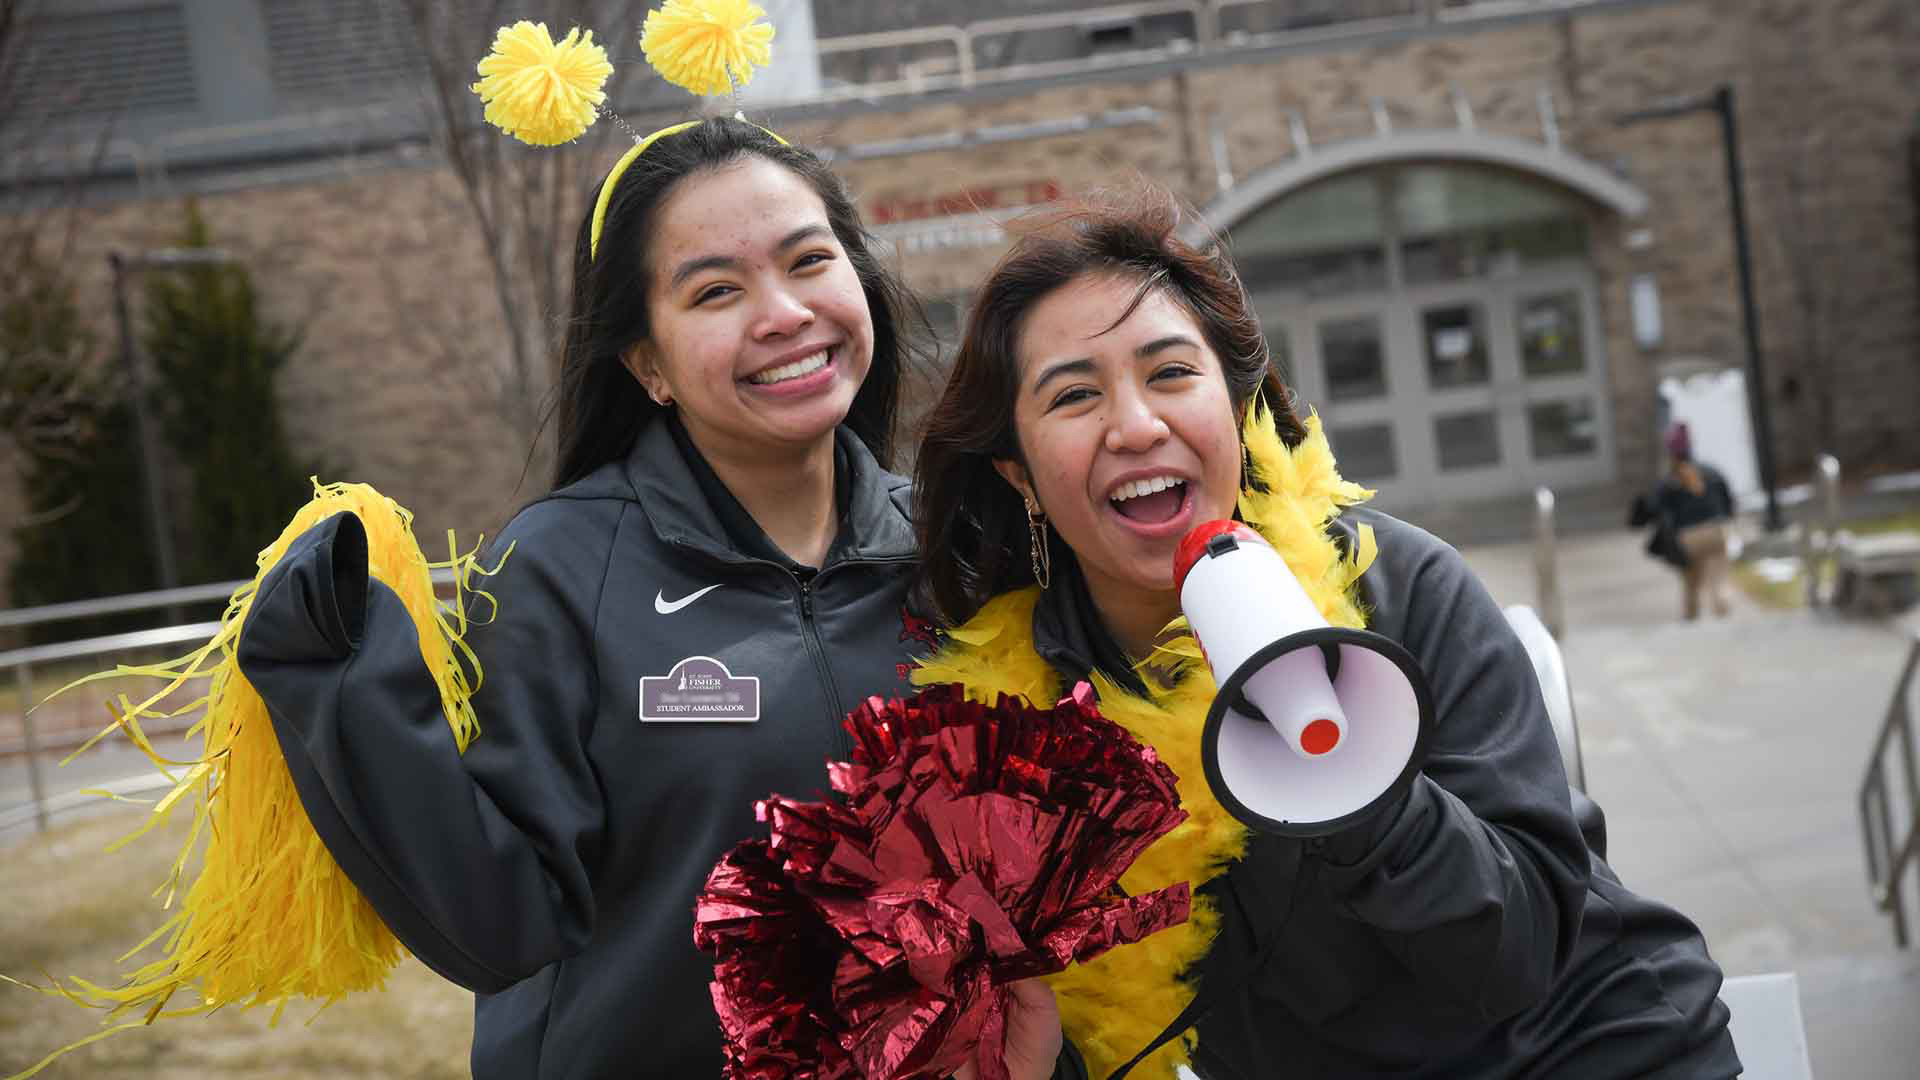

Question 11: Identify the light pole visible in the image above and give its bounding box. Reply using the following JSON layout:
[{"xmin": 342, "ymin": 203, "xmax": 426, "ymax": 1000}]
[
  {"xmin": 109, "ymin": 247, "xmax": 234, "ymax": 601},
  {"xmin": 1617, "ymin": 83, "xmax": 1785, "ymax": 533}
]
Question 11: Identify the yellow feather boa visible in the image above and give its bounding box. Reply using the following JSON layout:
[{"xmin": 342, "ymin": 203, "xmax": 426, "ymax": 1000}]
[{"xmin": 912, "ymin": 404, "xmax": 1375, "ymax": 1078}]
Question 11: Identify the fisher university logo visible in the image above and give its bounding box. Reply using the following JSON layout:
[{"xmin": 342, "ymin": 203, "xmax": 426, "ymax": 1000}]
[{"xmin": 640, "ymin": 656, "xmax": 760, "ymax": 722}]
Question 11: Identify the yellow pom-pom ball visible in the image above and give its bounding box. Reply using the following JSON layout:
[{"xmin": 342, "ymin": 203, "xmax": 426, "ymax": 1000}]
[
  {"xmin": 641, "ymin": 0, "xmax": 775, "ymax": 98},
  {"xmin": 471, "ymin": 21, "xmax": 613, "ymax": 146}
]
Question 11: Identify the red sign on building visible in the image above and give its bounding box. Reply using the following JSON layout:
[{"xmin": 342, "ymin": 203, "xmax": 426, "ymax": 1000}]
[{"xmin": 868, "ymin": 179, "xmax": 1063, "ymax": 225}]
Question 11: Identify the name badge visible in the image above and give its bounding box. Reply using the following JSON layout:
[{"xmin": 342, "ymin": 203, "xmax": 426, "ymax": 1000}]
[{"xmin": 640, "ymin": 656, "xmax": 761, "ymax": 722}]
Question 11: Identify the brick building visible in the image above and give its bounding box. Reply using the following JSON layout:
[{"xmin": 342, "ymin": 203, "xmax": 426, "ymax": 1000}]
[{"xmin": 3, "ymin": 0, "xmax": 1918, "ymax": 605}]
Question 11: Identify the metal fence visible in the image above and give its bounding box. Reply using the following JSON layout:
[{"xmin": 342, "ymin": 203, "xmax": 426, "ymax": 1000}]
[
  {"xmin": 808, "ymin": 0, "xmax": 1579, "ymax": 104},
  {"xmin": 1860, "ymin": 630, "xmax": 1920, "ymax": 946},
  {"xmin": 3, "ymin": 572, "xmax": 452, "ymax": 833},
  {"xmin": 2, "ymin": 621, "xmax": 222, "ymax": 833}
]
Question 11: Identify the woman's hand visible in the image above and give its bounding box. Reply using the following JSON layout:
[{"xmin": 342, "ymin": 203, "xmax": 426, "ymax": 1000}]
[{"xmin": 953, "ymin": 978, "xmax": 1064, "ymax": 1080}]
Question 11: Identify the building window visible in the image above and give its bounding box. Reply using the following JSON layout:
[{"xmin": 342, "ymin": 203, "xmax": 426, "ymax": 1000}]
[
  {"xmin": 1233, "ymin": 162, "xmax": 1592, "ymax": 299},
  {"xmin": 1395, "ymin": 163, "xmax": 1590, "ymax": 285},
  {"xmin": 14, "ymin": 3, "xmax": 196, "ymax": 119},
  {"xmin": 1518, "ymin": 290, "xmax": 1587, "ymax": 376},
  {"xmin": 263, "ymin": 0, "xmax": 419, "ymax": 105},
  {"xmin": 1318, "ymin": 315, "xmax": 1388, "ymax": 401},
  {"xmin": 1528, "ymin": 399, "xmax": 1600, "ymax": 459},
  {"xmin": 1231, "ymin": 172, "xmax": 1388, "ymax": 299},
  {"xmin": 1421, "ymin": 302, "xmax": 1491, "ymax": 389},
  {"xmin": 1327, "ymin": 422, "xmax": 1397, "ymax": 481},
  {"xmin": 1434, "ymin": 410, "xmax": 1501, "ymax": 470}
]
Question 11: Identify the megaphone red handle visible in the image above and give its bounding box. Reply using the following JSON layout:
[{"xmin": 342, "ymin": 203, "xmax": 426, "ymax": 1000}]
[{"xmin": 1172, "ymin": 519, "xmax": 1262, "ymax": 594}]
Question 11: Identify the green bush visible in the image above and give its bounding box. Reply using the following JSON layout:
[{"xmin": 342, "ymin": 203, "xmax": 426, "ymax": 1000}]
[
  {"xmin": 7, "ymin": 204, "xmax": 319, "ymax": 641},
  {"xmin": 5, "ymin": 242, "xmax": 162, "ymax": 641},
  {"xmin": 142, "ymin": 201, "xmax": 318, "ymax": 585}
]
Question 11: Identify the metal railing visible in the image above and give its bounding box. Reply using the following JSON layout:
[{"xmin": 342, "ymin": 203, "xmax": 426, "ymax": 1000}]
[
  {"xmin": 4, "ymin": 622, "xmax": 223, "ymax": 833},
  {"xmin": 802, "ymin": 0, "xmax": 1478, "ymax": 103},
  {"xmin": 1860, "ymin": 629, "xmax": 1920, "ymax": 946},
  {"xmin": 0, "ymin": 577, "xmax": 247, "ymax": 633},
  {"xmin": 3, "ymin": 580, "xmax": 249, "ymax": 832},
  {"xmin": 4, "ymin": 571, "xmax": 456, "ymax": 833}
]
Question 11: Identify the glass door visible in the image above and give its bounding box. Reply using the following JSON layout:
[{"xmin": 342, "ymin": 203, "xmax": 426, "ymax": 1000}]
[
  {"xmin": 1507, "ymin": 270, "xmax": 1615, "ymax": 492},
  {"xmin": 1403, "ymin": 283, "xmax": 1526, "ymax": 502},
  {"xmin": 1262, "ymin": 295, "xmax": 1417, "ymax": 507},
  {"xmin": 1262, "ymin": 266, "xmax": 1613, "ymax": 508}
]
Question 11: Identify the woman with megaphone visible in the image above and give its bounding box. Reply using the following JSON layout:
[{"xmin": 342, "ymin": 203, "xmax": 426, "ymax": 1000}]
[{"xmin": 911, "ymin": 183, "xmax": 1740, "ymax": 1079}]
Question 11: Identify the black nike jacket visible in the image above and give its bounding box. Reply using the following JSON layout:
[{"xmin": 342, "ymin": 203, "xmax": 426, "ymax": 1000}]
[{"xmin": 237, "ymin": 419, "xmax": 920, "ymax": 1077}]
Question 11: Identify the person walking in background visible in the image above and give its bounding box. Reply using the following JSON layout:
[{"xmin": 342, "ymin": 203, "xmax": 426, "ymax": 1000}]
[{"xmin": 1632, "ymin": 422, "xmax": 1736, "ymax": 620}]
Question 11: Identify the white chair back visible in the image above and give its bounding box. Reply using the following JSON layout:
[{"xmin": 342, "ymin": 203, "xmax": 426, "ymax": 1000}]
[{"xmin": 1502, "ymin": 604, "xmax": 1585, "ymax": 792}]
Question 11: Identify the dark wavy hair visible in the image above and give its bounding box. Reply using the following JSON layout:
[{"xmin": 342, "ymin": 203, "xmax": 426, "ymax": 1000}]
[
  {"xmin": 912, "ymin": 184, "xmax": 1305, "ymax": 627},
  {"xmin": 549, "ymin": 117, "xmax": 928, "ymax": 489}
]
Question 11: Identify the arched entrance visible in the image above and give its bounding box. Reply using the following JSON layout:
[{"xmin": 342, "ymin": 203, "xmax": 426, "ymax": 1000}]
[{"xmin": 1200, "ymin": 133, "xmax": 1647, "ymax": 507}]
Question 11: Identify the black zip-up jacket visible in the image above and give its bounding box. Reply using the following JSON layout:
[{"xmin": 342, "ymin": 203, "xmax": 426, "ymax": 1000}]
[
  {"xmin": 1034, "ymin": 507, "xmax": 1741, "ymax": 1079},
  {"xmin": 1630, "ymin": 464, "xmax": 1735, "ymax": 532},
  {"xmin": 236, "ymin": 420, "xmax": 920, "ymax": 1078}
]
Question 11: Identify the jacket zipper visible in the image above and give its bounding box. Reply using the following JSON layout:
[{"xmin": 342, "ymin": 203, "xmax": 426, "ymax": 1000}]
[
  {"xmin": 789, "ymin": 572, "xmax": 851, "ymax": 760},
  {"xmin": 792, "ymin": 557, "xmax": 913, "ymax": 763},
  {"xmin": 671, "ymin": 539, "xmax": 909, "ymax": 766}
]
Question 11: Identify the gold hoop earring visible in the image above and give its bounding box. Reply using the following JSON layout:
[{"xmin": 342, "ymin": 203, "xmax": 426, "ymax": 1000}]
[{"xmin": 1025, "ymin": 498, "xmax": 1052, "ymax": 590}]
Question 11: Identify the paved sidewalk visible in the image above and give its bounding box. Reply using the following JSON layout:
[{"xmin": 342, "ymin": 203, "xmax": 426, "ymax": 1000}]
[{"xmin": 1455, "ymin": 524, "xmax": 1920, "ymax": 1079}]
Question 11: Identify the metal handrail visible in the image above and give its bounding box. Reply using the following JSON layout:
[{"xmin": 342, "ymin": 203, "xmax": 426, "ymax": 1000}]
[
  {"xmin": 5, "ymin": 621, "xmax": 223, "ymax": 832},
  {"xmin": 3, "ymin": 566, "xmax": 463, "ymax": 833},
  {"xmin": 0, "ymin": 771, "xmax": 178, "ymax": 835},
  {"xmin": 1, "ymin": 568, "xmax": 456, "ymax": 635},
  {"xmin": 0, "ymin": 580, "xmax": 247, "ymax": 632},
  {"xmin": 816, "ymin": 24, "xmax": 974, "ymax": 87},
  {"xmin": 1859, "ymin": 630, "xmax": 1920, "ymax": 946},
  {"xmin": 0, "ymin": 621, "xmax": 226, "ymax": 674},
  {"xmin": 967, "ymin": 0, "xmax": 1204, "ymax": 40}
]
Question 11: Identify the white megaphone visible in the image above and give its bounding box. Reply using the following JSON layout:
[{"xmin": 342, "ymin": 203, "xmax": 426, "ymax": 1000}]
[{"xmin": 1173, "ymin": 520, "xmax": 1435, "ymax": 837}]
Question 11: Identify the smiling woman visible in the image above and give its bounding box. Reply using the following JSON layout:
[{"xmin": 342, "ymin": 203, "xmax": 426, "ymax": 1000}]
[
  {"xmin": 910, "ymin": 184, "xmax": 1742, "ymax": 1079},
  {"xmin": 217, "ymin": 114, "xmax": 947, "ymax": 1078}
]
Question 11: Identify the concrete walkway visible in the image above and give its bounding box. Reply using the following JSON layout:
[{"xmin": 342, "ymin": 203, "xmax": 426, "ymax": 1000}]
[{"xmin": 1455, "ymin": 522, "xmax": 1920, "ymax": 1079}]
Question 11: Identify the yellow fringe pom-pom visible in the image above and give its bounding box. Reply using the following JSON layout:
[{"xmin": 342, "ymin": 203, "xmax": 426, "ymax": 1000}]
[
  {"xmin": 640, "ymin": 0, "xmax": 775, "ymax": 98},
  {"xmin": 471, "ymin": 20, "xmax": 613, "ymax": 146},
  {"xmin": 3, "ymin": 481, "xmax": 504, "ymax": 1080}
]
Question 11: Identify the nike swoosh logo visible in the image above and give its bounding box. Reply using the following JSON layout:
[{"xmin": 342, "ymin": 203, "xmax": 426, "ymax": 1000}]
[{"xmin": 655, "ymin": 584, "xmax": 724, "ymax": 615}]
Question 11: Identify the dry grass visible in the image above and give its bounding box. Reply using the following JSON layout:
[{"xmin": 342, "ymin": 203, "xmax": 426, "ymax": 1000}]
[
  {"xmin": 1731, "ymin": 509, "xmax": 1920, "ymax": 610},
  {"xmin": 0, "ymin": 808, "xmax": 472, "ymax": 1078}
]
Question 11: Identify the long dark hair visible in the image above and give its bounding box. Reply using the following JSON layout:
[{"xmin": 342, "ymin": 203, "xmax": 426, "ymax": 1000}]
[
  {"xmin": 550, "ymin": 117, "xmax": 926, "ymax": 489},
  {"xmin": 912, "ymin": 184, "xmax": 1305, "ymax": 627}
]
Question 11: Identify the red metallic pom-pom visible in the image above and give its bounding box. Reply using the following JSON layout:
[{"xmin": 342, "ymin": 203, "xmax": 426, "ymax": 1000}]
[{"xmin": 694, "ymin": 683, "xmax": 1191, "ymax": 1080}]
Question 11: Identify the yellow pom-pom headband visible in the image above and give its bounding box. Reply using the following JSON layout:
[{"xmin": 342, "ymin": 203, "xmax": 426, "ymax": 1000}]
[
  {"xmin": 471, "ymin": 21, "xmax": 614, "ymax": 146},
  {"xmin": 588, "ymin": 120, "xmax": 789, "ymax": 261},
  {"xmin": 642, "ymin": 0, "xmax": 776, "ymax": 98},
  {"xmin": 471, "ymin": 1, "xmax": 783, "ymax": 261}
]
